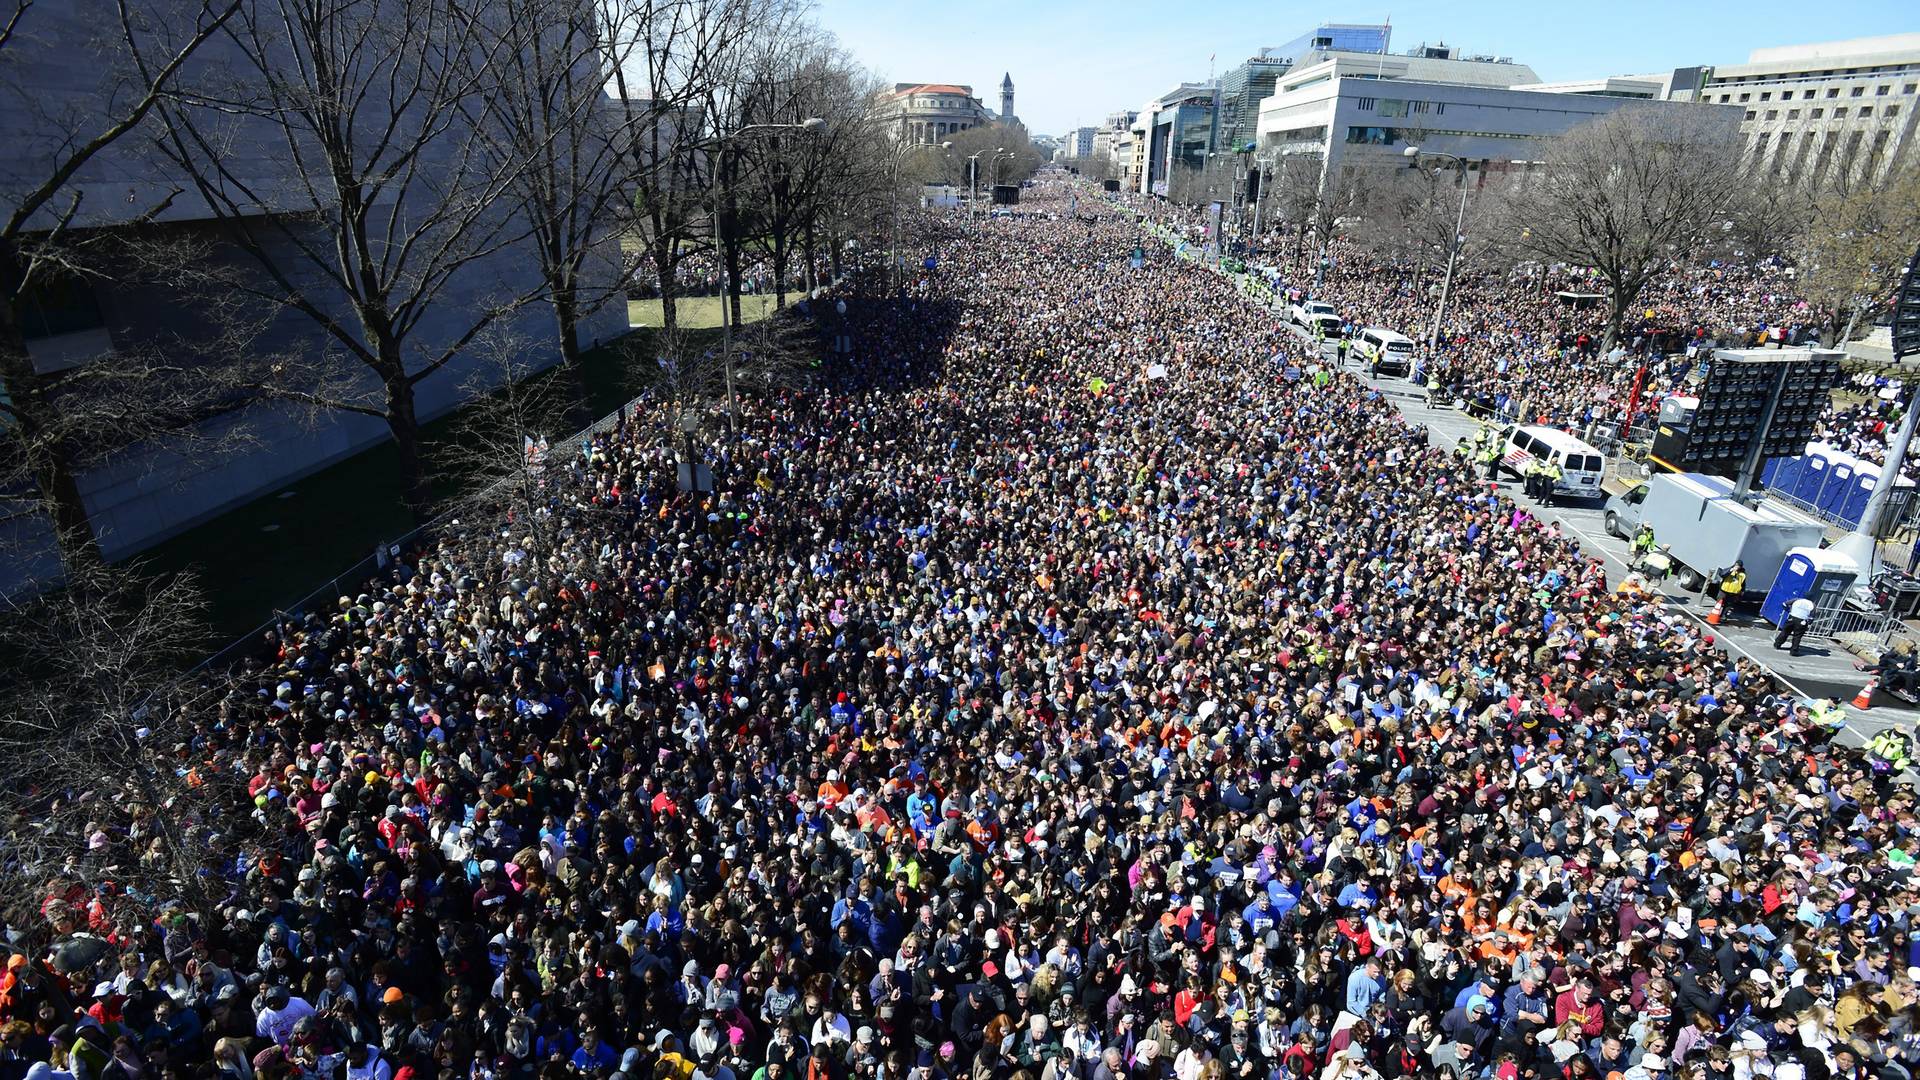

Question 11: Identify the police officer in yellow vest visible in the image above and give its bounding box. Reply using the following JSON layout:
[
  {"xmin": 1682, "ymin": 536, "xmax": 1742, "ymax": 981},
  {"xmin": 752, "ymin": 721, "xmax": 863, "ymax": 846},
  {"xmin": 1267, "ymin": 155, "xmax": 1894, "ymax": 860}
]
[
  {"xmin": 1719, "ymin": 561, "xmax": 1747, "ymax": 604},
  {"xmin": 1540, "ymin": 460, "xmax": 1563, "ymax": 504},
  {"xmin": 1868, "ymin": 727, "xmax": 1912, "ymax": 772},
  {"xmin": 1523, "ymin": 459, "xmax": 1545, "ymax": 498}
]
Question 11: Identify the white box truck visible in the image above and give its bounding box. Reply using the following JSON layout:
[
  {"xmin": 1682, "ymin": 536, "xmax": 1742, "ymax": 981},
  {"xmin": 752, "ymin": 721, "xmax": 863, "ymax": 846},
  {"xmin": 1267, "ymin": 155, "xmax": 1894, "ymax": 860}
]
[{"xmin": 1601, "ymin": 472, "xmax": 1827, "ymax": 593}]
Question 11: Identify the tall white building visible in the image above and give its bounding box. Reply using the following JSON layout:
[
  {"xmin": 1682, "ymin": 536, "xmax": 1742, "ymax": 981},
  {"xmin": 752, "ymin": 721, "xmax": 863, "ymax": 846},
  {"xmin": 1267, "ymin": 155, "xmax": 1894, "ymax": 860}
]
[
  {"xmin": 1254, "ymin": 46, "xmax": 1736, "ymax": 194},
  {"xmin": 1669, "ymin": 34, "xmax": 1920, "ymax": 186}
]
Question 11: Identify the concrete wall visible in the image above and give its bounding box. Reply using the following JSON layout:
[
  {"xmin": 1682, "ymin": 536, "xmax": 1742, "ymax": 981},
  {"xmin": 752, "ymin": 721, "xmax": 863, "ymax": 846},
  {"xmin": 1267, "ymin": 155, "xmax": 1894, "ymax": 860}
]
[{"xmin": 0, "ymin": 0, "xmax": 629, "ymax": 595}]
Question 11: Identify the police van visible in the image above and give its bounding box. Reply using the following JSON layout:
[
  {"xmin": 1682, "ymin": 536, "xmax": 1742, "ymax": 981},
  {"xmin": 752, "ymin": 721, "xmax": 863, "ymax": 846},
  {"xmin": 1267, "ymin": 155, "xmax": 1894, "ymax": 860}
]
[
  {"xmin": 1498, "ymin": 424, "xmax": 1608, "ymax": 500},
  {"xmin": 1352, "ymin": 327, "xmax": 1415, "ymax": 377}
]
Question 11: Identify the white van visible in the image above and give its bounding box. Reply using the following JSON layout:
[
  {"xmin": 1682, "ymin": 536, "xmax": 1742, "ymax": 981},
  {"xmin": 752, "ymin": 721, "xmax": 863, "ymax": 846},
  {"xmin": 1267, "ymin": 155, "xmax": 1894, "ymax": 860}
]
[
  {"xmin": 1498, "ymin": 424, "xmax": 1608, "ymax": 499},
  {"xmin": 1352, "ymin": 327, "xmax": 1415, "ymax": 377}
]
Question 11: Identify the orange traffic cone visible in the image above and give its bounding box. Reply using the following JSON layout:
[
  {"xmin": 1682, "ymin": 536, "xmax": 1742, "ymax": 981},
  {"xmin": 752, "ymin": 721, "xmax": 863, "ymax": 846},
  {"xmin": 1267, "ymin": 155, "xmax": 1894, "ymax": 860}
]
[
  {"xmin": 1706, "ymin": 597, "xmax": 1724, "ymax": 625},
  {"xmin": 1854, "ymin": 676, "xmax": 1879, "ymax": 710}
]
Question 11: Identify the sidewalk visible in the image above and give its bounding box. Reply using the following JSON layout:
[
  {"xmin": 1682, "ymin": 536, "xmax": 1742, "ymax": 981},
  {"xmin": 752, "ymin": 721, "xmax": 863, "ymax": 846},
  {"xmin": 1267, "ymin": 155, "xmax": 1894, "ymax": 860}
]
[{"xmin": 1280, "ymin": 321, "xmax": 1920, "ymax": 748}]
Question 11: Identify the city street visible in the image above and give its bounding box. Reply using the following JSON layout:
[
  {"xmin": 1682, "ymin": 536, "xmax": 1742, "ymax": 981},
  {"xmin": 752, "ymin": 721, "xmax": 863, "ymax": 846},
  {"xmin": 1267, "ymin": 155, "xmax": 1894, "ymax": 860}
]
[{"xmin": 1271, "ymin": 314, "xmax": 1920, "ymax": 747}]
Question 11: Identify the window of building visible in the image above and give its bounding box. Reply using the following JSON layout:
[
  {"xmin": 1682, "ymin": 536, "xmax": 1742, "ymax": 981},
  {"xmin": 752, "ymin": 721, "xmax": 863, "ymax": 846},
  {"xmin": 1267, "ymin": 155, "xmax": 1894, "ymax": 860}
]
[
  {"xmin": 1356, "ymin": 96, "xmax": 1376, "ymax": 110},
  {"xmin": 1889, "ymin": 104, "xmax": 1901, "ymax": 116},
  {"xmin": 1764, "ymin": 109, "xmax": 1777, "ymax": 120},
  {"xmin": 1738, "ymin": 93, "xmax": 1750, "ymax": 102},
  {"xmin": 1851, "ymin": 86, "xmax": 1865, "ymax": 96},
  {"xmin": 1827, "ymin": 87, "xmax": 1840, "ymax": 97},
  {"xmin": 1344, "ymin": 125, "xmax": 1398, "ymax": 145},
  {"xmin": 1811, "ymin": 108, "xmax": 1824, "ymax": 118},
  {"xmin": 1745, "ymin": 110, "xmax": 1756, "ymax": 120},
  {"xmin": 1760, "ymin": 92, "xmax": 1771, "ymax": 101},
  {"xmin": 1433, "ymin": 102, "xmax": 1445, "ymax": 115},
  {"xmin": 1804, "ymin": 89, "xmax": 1816, "ymax": 99},
  {"xmin": 1719, "ymin": 94, "xmax": 1731, "ymax": 102},
  {"xmin": 17, "ymin": 271, "xmax": 106, "ymax": 340},
  {"xmin": 1788, "ymin": 109, "xmax": 1800, "ymax": 119},
  {"xmin": 1833, "ymin": 107, "xmax": 1846, "ymax": 117},
  {"xmin": 1878, "ymin": 84, "xmax": 1890, "ymax": 95},
  {"xmin": 1378, "ymin": 99, "xmax": 1405, "ymax": 117}
]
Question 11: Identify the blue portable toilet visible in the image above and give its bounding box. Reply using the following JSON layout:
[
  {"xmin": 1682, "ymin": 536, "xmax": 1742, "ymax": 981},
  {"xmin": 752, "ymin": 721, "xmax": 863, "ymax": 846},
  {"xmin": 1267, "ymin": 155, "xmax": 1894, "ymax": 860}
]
[
  {"xmin": 1841, "ymin": 464, "xmax": 1880, "ymax": 529},
  {"xmin": 1818, "ymin": 453, "xmax": 1857, "ymax": 517},
  {"xmin": 1763, "ymin": 453, "xmax": 1800, "ymax": 496},
  {"xmin": 1762, "ymin": 547, "xmax": 1860, "ymax": 628},
  {"xmin": 1793, "ymin": 449, "xmax": 1830, "ymax": 505}
]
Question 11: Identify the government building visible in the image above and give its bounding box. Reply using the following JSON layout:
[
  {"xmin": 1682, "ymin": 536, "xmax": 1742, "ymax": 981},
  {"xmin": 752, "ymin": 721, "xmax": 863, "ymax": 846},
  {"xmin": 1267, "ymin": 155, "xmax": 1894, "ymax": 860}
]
[{"xmin": 878, "ymin": 74, "xmax": 1019, "ymax": 142}]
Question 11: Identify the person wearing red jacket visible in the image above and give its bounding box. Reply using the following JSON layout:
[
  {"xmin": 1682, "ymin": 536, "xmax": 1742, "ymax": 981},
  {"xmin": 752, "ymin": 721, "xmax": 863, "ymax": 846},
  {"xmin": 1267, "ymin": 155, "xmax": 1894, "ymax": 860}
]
[{"xmin": 1553, "ymin": 978, "xmax": 1604, "ymax": 1038}]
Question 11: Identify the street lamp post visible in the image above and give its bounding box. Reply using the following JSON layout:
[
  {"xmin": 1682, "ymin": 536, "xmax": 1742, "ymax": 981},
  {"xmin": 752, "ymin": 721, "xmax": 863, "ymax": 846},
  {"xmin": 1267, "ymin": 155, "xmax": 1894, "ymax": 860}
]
[
  {"xmin": 711, "ymin": 118, "xmax": 824, "ymax": 429},
  {"xmin": 966, "ymin": 151, "xmax": 987, "ymax": 222},
  {"xmin": 1249, "ymin": 154, "xmax": 1271, "ymax": 256},
  {"xmin": 1403, "ymin": 145, "xmax": 1471, "ymax": 356},
  {"xmin": 889, "ymin": 140, "xmax": 951, "ymax": 290}
]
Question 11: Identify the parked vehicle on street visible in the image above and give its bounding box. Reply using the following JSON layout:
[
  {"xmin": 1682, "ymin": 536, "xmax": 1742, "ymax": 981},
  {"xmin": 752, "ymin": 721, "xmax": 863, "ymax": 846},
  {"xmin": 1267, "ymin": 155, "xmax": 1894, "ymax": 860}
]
[
  {"xmin": 1498, "ymin": 425, "xmax": 1608, "ymax": 502},
  {"xmin": 1287, "ymin": 300, "xmax": 1343, "ymax": 336},
  {"xmin": 1352, "ymin": 327, "xmax": 1414, "ymax": 377},
  {"xmin": 1602, "ymin": 471, "xmax": 1825, "ymax": 593}
]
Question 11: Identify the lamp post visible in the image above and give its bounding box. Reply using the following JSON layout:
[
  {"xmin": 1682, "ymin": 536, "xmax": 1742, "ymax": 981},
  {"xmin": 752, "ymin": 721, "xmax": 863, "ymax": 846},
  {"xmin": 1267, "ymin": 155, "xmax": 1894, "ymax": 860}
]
[
  {"xmin": 1249, "ymin": 153, "xmax": 1271, "ymax": 257},
  {"xmin": 889, "ymin": 139, "xmax": 950, "ymax": 290},
  {"xmin": 1403, "ymin": 145, "xmax": 1471, "ymax": 356},
  {"xmin": 990, "ymin": 147, "xmax": 1012, "ymax": 190},
  {"xmin": 711, "ymin": 117, "xmax": 824, "ymax": 430},
  {"xmin": 966, "ymin": 151, "xmax": 988, "ymax": 223}
]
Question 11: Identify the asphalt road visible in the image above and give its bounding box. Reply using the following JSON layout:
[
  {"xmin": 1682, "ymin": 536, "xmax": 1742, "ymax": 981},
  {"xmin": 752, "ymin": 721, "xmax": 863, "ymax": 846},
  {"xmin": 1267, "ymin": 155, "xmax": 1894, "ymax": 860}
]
[{"xmin": 1268, "ymin": 311, "xmax": 1919, "ymax": 748}]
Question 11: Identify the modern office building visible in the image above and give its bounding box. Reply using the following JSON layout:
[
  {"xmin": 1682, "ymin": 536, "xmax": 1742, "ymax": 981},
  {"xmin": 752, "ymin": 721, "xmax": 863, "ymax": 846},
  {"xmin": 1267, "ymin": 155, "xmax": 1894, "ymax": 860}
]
[
  {"xmin": 1217, "ymin": 53, "xmax": 1297, "ymax": 154},
  {"xmin": 1, "ymin": 2, "xmax": 628, "ymax": 592},
  {"xmin": 1216, "ymin": 28, "xmax": 1392, "ymax": 155},
  {"xmin": 1061, "ymin": 127, "xmax": 1097, "ymax": 159},
  {"xmin": 1140, "ymin": 83, "xmax": 1222, "ymax": 197},
  {"xmin": 1254, "ymin": 46, "xmax": 1735, "ymax": 193},
  {"xmin": 1667, "ymin": 33, "xmax": 1920, "ymax": 185},
  {"xmin": 876, "ymin": 82, "xmax": 1000, "ymax": 143},
  {"xmin": 1268, "ymin": 23, "xmax": 1393, "ymax": 64}
]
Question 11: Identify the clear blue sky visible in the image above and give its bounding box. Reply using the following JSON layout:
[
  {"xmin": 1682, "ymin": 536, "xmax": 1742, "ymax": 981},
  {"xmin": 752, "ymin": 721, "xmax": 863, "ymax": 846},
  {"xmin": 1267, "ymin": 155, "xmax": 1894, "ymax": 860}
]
[{"xmin": 813, "ymin": 0, "xmax": 1917, "ymax": 137}]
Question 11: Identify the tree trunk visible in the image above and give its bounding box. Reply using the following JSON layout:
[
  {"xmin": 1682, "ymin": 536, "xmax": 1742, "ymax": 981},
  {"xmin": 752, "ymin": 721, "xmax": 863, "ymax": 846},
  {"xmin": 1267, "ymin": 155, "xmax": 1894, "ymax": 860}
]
[
  {"xmin": 384, "ymin": 372, "xmax": 432, "ymax": 523},
  {"xmin": 651, "ymin": 236, "xmax": 678, "ymax": 334},
  {"xmin": 773, "ymin": 232, "xmax": 789, "ymax": 310},
  {"xmin": 1602, "ymin": 289, "xmax": 1628, "ymax": 356},
  {"xmin": 554, "ymin": 291, "xmax": 581, "ymax": 370},
  {"xmin": 802, "ymin": 220, "xmax": 818, "ymax": 297},
  {"xmin": 724, "ymin": 200, "xmax": 744, "ymax": 329},
  {"xmin": 0, "ymin": 311, "xmax": 102, "ymax": 573}
]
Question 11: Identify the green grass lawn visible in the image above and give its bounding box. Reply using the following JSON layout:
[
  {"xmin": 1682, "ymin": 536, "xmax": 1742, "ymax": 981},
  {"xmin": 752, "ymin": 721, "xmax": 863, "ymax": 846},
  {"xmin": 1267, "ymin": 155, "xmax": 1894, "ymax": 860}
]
[
  {"xmin": 134, "ymin": 328, "xmax": 724, "ymax": 645},
  {"xmin": 627, "ymin": 294, "xmax": 780, "ymax": 329}
]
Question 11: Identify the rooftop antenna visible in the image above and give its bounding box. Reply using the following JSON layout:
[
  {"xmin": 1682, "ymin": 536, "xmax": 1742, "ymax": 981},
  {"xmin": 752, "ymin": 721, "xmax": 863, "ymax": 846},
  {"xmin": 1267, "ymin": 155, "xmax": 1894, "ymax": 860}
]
[{"xmin": 1377, "ymin": 13, "xmax": 1390, "ymax": 80}]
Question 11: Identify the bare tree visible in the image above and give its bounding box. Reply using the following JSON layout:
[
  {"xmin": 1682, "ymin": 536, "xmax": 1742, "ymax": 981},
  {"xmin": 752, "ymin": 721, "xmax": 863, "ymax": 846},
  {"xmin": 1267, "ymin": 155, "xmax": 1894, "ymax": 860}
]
[
  {"xmin": 1504, "ymin": 106, "xmax": 1746, "ymax": 350},
  {"xmin": 151, "ymin": 0, "xmax": 554, "ymax": 522},
  {"xmin": 474, "ymin": 0, "xmax": 629, "ymax": 370},
  {"xmin": 638, "ymin": 308, "xmax": 816, "ymax": 436},
  {"xmin": 1350, "ymin": 162, "xmax": 1512, "ymax": 275},
  {"xmin": 431, "ymin": 333, "xmax": 587, "ymax": 566},
  {"xmin": 603, "ymin": 0, "xmax": 799, "ymax": 334},
  {"xmin": 1719, "ymin": 175, "xmax": 1813, "ymax": 265},
  {"xmin": 1797, "ymin": 165, "xmax": 1920, "ymax": 345},
  {"xmin": 0, "ymin": 562, "xmax": 241, "ymax": 943},
  {"xmin": 733, "ymin": 34, "xmax": 884, "ymax": 308},
  {"xmin": 0, "ymin": 0, "xmax": 242, "ymax": 571}
]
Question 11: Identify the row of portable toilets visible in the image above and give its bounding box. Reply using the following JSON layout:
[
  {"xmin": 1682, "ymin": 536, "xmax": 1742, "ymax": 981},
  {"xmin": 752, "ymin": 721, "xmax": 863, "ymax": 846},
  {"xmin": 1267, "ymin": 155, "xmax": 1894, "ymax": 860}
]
[{"xmin": 1761, "ymin": 443, "xmax": 1917, "ymax": 530}]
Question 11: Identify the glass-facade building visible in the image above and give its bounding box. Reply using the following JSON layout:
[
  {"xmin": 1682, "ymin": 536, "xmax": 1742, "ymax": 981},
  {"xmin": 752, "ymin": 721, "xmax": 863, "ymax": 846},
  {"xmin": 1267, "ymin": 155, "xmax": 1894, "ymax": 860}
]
[{"xmin": 1269, "ymin": 24, "xmax": 1392, "ymax": 65}]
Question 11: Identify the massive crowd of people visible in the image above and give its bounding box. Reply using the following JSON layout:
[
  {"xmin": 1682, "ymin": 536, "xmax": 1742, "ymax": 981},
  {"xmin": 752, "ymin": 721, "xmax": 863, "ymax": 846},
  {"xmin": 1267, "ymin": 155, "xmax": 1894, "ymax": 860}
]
[
  {"xmin": 1210, "ymin": 207, "xmax": 1909, "ymax": 483},
  {"xmin": 5, "ymin": 176, "xmax": 1919, "ymax": 1080}
]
